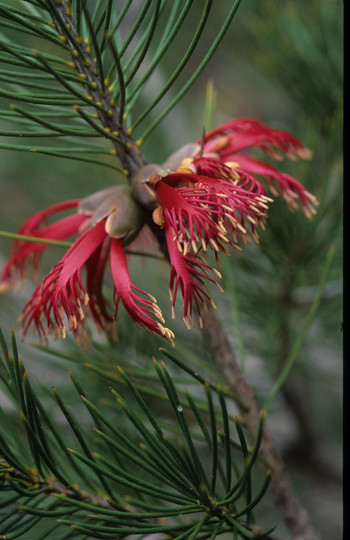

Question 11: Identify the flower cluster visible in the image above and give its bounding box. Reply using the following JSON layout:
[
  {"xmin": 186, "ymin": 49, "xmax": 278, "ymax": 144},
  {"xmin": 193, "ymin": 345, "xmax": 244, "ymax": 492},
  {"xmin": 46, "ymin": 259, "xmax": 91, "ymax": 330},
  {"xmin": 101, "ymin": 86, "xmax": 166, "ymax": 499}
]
[{"xmin": 1, "ymin": 118, "xmax": 317, "ymax": 344}]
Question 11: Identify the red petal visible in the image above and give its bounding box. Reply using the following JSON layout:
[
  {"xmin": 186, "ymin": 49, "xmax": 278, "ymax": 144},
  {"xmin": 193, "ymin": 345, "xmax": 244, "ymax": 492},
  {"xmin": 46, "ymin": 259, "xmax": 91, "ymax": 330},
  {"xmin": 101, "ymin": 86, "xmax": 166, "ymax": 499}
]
[
  {"xmin": 110, "ymin": 238, "xmax": 173, "ymax": 343},
  {"xmin": 85, "ymin": 237, "xmax": 113, "ymax": 330},
  {"xmin": 201, "ymin": 118, "xmax": 270, "ymax": 140},
  {"xmin": 165, "ymin": 225, "xmax": 220, "ymax": 329},
  {"xmin": 154, "ymin": 178, "xmax": 228, "ymax": 254},
  {"xmin": 1, "ymin": 213, "xmax": 86, "ymax": 289},
  {"xmin": 20, "ymin": 220, "xmax": 107, "ymax": 340},
  {"xmin": 155, "ymin": 167, "xmax": 268, "ymax": 251},
  {"xmin": 232, "ymin": 154, "xmax": 317, "ymax": 216},
  {"xmin": 201, "ymin": 118, "xmax": 311, "ymax": 161},
  {"xmin": 18, "ymin": 199, "xmax": 81, "ymax": 236}
]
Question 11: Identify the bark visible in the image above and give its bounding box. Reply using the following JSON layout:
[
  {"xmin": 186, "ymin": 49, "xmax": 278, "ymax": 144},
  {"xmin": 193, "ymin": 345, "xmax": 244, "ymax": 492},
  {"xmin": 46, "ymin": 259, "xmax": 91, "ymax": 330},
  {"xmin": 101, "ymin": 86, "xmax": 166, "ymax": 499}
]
[{"xmin": 202, "ymin": 305, "xmax": 321, "ymax": 540}]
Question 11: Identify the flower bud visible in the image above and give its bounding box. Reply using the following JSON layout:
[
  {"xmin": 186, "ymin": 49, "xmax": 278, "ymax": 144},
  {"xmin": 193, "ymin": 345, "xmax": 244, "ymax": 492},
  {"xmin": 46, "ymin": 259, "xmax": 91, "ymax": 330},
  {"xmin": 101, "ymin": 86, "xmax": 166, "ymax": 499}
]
[
  {"xmin": 162, "ymin": 143, "xmax": 199, "ymax": 171},
  {"xmin": 131, "ymin": 164, "xmax": 162, "ymax": 209},
  {"xmin": 79, "ymin": 186, "xmax": 145, "ymax": 244}
]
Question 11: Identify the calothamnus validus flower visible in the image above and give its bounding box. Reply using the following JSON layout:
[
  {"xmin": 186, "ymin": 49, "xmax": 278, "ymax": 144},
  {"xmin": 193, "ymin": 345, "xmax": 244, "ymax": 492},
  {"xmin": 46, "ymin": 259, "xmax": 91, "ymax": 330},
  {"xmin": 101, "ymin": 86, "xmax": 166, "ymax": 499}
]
[{"xmin": 0, "ymin": 118, "xmax": 317, "ymax": 345}]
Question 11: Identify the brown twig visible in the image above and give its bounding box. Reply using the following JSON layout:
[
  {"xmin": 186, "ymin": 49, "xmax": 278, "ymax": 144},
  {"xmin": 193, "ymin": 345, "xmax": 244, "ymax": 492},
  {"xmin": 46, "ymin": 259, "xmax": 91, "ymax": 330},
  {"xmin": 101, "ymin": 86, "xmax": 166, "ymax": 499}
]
[
  {"xmin": 201, "ymin": 305, "xmax": 321, "ymax": 540},
  {"xmin": 52, "ymin": 3, "xmax": 147, "ymax": 178},
  {"xmin": 3, "ymin": 461, "xmax": 278, "ymax": 538}
]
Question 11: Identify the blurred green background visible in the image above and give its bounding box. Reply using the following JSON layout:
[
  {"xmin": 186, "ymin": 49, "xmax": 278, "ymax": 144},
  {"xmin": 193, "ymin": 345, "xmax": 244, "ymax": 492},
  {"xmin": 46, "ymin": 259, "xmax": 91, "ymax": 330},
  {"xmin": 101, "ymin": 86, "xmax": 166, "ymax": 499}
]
[{"xmin": 0, "ymin": 0, "xmax": 343, "ymax": 538}]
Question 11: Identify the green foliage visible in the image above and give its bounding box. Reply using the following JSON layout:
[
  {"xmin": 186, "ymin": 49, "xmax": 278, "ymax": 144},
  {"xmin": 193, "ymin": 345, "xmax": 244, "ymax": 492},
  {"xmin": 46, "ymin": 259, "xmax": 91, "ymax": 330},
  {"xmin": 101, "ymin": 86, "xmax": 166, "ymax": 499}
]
[
  {"xmin": 245, "ymin": 0, "xmax": 342, "ymax": 124},
  {"xmin": 0, "ymin": 328, "xmax": 274, "ymax": 539},
  {"xmin": 0, "ymin": 0, "xmax": 343, "ymax": 538},
  {"xmin": 0, "ymin": 0, "xmax": 240, "ymax": 172},
  {"xmin": 198, "ymin": 0, "xmax": 342, "ymax": 363}
]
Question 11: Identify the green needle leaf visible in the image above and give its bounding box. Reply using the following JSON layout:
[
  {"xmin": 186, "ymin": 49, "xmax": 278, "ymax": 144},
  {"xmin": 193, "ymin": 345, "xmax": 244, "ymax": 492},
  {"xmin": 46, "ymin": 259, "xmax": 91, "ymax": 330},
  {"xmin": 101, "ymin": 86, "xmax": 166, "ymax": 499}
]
[
  {"xmin": 138, "ymin": 0, "xmax": 241, "ymax": 143},
  {"xmin": 68, "ymin": 447, "xmax": 193, "ymax": 506},
  {"xmin": 0, "ymin": 230, "xmax": 73, "ymax": 248},
  {"xmin": 130, "ymin": 0, "xmax": 213, "ymax": 134},
  {"xmin": 52, "ymin": 386, "xmax": 114, "ymax": 498}
]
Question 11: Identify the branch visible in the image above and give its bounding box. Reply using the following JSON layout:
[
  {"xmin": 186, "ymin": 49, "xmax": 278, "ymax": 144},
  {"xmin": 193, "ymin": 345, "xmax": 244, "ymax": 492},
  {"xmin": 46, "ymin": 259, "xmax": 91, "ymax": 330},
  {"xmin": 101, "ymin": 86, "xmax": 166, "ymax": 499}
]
[
  {"xmin": 3, "ymin": 460, "xmax": 277, "ymax": 538},
  {"xmin": 1, "ymin": 458, "xmax": 111, "ymax": 508},
  {"xmin": 201, "ymin": 305, "xmax": 320, "ymax": 540},
  {"xmin": 49, "ymin": 2, "xmax": 147, "ymax": 178}
]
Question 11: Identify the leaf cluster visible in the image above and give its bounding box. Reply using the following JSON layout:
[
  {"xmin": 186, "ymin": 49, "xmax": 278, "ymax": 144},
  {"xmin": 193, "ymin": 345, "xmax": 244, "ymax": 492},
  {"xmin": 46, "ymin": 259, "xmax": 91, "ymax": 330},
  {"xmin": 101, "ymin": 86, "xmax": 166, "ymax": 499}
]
[
  {"xmin": 0, "ymin": 0, "xmax": 240, "ymax": 174},
  {"xmin": 0, "ymin": 328, "xmax": 275, "ymax": 539}
]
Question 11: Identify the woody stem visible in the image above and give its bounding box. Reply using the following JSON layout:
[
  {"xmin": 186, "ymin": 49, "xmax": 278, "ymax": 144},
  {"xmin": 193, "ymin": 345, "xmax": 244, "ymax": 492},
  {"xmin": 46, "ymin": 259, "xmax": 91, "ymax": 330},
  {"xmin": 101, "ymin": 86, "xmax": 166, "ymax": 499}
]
[
  {"xmin": 52, "ymin": 2, "xmax": 147, "ymax": 178},
  {"xmin": 201, "ymin": 305, "xmax": 320, "ymax": 540}
]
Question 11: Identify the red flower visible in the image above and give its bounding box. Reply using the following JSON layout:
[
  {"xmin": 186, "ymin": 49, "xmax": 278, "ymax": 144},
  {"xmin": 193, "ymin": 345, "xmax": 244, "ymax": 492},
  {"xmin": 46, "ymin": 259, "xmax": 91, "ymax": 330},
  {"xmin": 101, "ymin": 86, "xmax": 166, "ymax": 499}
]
[
  {"xmin": 0, "ymin": 200, "xmax": 85, "ymax": 287},
  {"xmin": 132, "ymin": 117, "xmax": 317, "ymax": 328},
  {"xmin": 1, "ymin": 187, "xmax": 173, "ymax": 345},
  {"xmin": 1, "ymin": 118, "xmax": 316, "ymax": 343},
  {"xmin": 197, "ymin": 117, "xmax": 317, "ymax": 218}
]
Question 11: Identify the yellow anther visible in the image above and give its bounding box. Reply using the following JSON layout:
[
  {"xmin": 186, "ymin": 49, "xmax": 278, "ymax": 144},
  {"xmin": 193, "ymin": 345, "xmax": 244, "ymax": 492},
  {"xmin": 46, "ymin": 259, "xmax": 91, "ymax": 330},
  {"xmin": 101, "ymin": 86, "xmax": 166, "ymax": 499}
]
[
  {"xmin": 225, "ymin": 161, "xmax": 240, "ymax": 170},
  {"xmin": 176, "ymin": 165, "xmax": 193, "ymax": 174}
]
